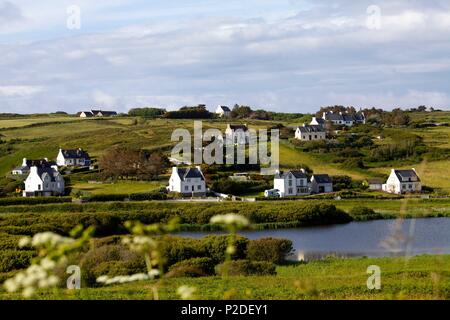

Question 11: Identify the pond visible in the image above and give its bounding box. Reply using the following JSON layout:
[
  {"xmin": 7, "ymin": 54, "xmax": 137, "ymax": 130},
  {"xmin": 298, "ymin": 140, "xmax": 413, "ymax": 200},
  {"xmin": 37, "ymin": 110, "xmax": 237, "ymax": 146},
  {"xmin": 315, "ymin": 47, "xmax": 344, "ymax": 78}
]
[{"xmin": 180, "ymin": 217, "xmax": 450, "ymax": 260}]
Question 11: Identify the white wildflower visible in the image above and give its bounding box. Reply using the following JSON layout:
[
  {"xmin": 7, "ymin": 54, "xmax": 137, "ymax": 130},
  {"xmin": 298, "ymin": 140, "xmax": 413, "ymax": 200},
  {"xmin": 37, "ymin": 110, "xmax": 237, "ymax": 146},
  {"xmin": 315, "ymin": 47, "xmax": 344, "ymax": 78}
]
[
  {"xmin": 177, "ymin": 285, "xmax": 196, "ymax": 300},
  {"xmin": 4, "ymin": 279, "xmax": 18, "ymax": 293},
  {"xmin": 22, "ymin": 287, "xmax": 35, "ymax": 299},
  {"xmin": 18, "ymin": 237, "xmax": 31, "ymax": 248}
]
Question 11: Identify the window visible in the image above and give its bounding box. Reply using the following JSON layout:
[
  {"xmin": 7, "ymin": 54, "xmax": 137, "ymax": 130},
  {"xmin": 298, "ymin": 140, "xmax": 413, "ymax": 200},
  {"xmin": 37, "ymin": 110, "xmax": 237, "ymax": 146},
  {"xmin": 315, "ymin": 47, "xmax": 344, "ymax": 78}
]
[
  {"xmin": 288, "ymin": 188, "xmax": 293, "ymax": 194},
  {"xmin": 184, "ymin": 186, "xmax": 189, "ymax": 191},
  {"xmin": 288, "ymin": 179, "xmax": 293, "ymax": 187},
  {"xmin": 38, "ymin": 184, "xmax": 41, "ymax": 190},
  {"xmin": 409, "ymin": 184, "xmax": 412, "ymax": 189},
  {"xmin": 197, "ymin": 185, "xmax": 201, "ymax": 190},
  {"xmin": 186, "ymin": 178, "xmax": 191, "ymax": 183}
]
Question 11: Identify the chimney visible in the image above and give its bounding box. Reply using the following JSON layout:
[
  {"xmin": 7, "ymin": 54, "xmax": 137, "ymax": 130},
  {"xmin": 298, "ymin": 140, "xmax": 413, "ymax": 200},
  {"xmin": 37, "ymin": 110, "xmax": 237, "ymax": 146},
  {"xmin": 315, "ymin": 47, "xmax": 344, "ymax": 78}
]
[
  {"xmin": 22, "ymin": 158, "xmax": 27, "ymax": 166},
  {"xmin": 300, "ymin": 168, "xmax": 306, "ymax": 173},
  {"xmin": 30, "ymin": 166, "xmax": 38, "ymax": 174},
  {"xmin": 322, "ymin": 112, "xmax": 327, "ymax": 119}
]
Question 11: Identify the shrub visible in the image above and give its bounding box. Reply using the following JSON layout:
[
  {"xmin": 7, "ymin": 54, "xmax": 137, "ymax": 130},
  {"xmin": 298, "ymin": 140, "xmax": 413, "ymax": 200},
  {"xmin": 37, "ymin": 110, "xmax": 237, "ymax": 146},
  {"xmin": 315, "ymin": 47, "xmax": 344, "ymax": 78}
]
[
  {"xmin": 0, "ymin": 250, "xmax": 35, "ymax": 272},
  {"xmin": 166, "ymin": 257, "xmax": 215, "ymax": 278},
  {"xmin": 199, "ymin": 235, "xmax": 248, "ymax": 263},
  {"xmin": 349, "ymin": 206, "xmax": 383, "ymax": 220},
  {"xmin": 215, "ymin": 260, "xmax": 277, "ymax": 276},
  {"xmin": 79, "ymin": 244, "xmax": 145, "ymax": 286},
  {"xmin": 246, "ymin": 238, "xmax": 293, "ymax": 264}
]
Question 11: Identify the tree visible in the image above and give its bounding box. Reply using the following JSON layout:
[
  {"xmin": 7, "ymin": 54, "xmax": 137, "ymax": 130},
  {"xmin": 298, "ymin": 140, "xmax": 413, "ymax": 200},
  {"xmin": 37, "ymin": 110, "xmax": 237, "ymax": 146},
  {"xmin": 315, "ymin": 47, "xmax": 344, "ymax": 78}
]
[
  {"xmin": 99, "ymin": 147, "xmax": 169, "ymax": 180},
  {"xmin": 128, "ymin": 107, "xmax": 166, "ymax": 118},
  {"xmin": 231, "ymin": 105, "xmax": 253, "ymax": 119}
]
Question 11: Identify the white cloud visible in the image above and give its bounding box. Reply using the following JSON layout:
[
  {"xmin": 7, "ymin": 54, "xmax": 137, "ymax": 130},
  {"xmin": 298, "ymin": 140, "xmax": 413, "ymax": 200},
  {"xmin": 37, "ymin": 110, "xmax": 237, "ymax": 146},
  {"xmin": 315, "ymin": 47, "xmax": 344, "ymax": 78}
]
[
  {"xmin": 92, "ymin": 90, "xmax": 117, "ymax": 107},
  {"xmin": 0, "ymin": 85, "xmax": 43, "ymax": 97}
]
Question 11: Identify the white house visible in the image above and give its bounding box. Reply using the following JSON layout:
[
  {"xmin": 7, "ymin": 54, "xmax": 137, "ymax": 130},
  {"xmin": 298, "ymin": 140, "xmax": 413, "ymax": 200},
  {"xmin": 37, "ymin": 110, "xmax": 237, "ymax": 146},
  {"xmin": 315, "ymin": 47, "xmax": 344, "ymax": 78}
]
[
  {"xmin": 310, "ymin": 174, "xmax": 333, "ymax": 194},
  {"xmin": 322, "ymin": 111, "xmax": 365, "ymax": 126},
  {"xmin": 382, "ymin": 169, "xmax": 422, "ymax": 194},
  {"xmin": 215, "ymin": 106, "xmax": 231, "ymax": 118},
  {"xmin": 23, "ymin": 165, "xmax": 65, "ymax": 197},
  {"xmin": 273, "ymin": 170, "xmax": 310, "ymax": 197},
  {"xmin": 78, "ymin": 111, "xmax": 94, "ymax": 118},
  {"xmin": 225, "ymin": 124, "xmax": 250, "ymax": 144},
  {"xmin": 294, "ymin": 124, "xmax": 326, "ymax": 141},
  {"xmin": 91, "ymin": 110, "xmax": 118, "ymax": 117},
  {"xmin": 57, "ymin": 148, "xmax": 91, "ymax": 167},
  {"xmin": 167, "ymin": 166, "xmax": 206, "ymax": 196},
  {"xmin": 12, "ymin": 158, "xmax": 53, "ymax": 175}
]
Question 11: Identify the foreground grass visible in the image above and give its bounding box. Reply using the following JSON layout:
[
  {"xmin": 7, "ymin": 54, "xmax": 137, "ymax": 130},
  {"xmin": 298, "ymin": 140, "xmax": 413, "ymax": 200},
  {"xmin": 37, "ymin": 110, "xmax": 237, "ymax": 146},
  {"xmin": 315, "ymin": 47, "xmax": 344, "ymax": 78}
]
[{"xmin": 1, "ymin": 255, "xmax": 448, "ymax": 300}]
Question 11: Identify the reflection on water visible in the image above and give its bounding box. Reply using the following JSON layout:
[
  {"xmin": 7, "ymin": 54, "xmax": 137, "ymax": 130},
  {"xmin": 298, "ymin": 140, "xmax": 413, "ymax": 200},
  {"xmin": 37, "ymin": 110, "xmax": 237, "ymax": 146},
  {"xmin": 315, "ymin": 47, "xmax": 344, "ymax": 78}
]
[{"xmin": 179, "ymin": 218, "xmax": 450, "ymax": 260}]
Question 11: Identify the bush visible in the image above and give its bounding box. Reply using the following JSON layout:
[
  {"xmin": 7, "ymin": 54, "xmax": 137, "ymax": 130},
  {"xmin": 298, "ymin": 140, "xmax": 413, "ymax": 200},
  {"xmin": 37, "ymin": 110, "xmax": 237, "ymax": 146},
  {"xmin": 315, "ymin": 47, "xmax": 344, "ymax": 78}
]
[
  {"xmin": 79, "ymin": 245, "xmax": 145, "ymax": 286},
  {"xmin": 199, "ymin": 235, "xmax": 248, "ymax": 263},
  {"xmin": 0, "ymin": 250, "xmax": 35, "ymax": 272},
  {"xmin": 246, "ymin": 238, "xmax": 293, "ymax": 264},
  {"xmin": 349, "ymin": 206, "xmax": 383, "ymax": 220},
  {"xmin": 166, "ymin": 257, "xmax": 215, "ymax": 278},
  {"xmin": 215, "ymin": 260, "xmax": 277, "ymax": 276}
]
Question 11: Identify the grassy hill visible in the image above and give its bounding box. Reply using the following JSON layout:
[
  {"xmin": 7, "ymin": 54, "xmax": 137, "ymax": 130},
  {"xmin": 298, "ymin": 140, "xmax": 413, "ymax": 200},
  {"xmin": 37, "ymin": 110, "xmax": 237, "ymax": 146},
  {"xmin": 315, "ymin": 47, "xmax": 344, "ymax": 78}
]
[{"xmin": 0, "ymin": 111, "xmax": 449, "ymax": 193}]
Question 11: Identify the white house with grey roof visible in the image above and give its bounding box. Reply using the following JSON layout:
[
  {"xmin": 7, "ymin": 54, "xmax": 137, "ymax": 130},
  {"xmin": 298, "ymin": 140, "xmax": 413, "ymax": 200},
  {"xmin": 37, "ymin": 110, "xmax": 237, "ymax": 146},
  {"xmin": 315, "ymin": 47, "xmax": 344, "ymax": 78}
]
[
  {"xmin": 168, "ymin": 166, "xmax": 207, "ymax": 196},
  {"xmin": 322, "ymin": 111, "xmax": 365, "ymax": 126},
  {"xmin": 295, "ymin": 124, "xmax": 326, "ymax": 141},
  {"xmin": 215, "ymin": 105, "xmax": 231, "ymax": 118},
  {"xmin": 225, "ymin": 124, "xmax": 250, "ymax": 144},
  {"xmin": 12, "ymin": 158, "xmax": 55, "ymax": 176},
  {"xmin": 310, "ymin": 174, "xmax": 333, "ymax": 193},
  {"xmin": 57, "ymin": 148, "xmax": 91, "ymax": 167},
  {"xmin": 382, "ymin": 169, "xmax": 421, "ymax": 194},
  {"xmin": 273, "ymin": 170, "xmax": 310, "ymax": 197},
  {"xmin": 23, "ymin": 164, "xmax": 65, "ymax": 197}
]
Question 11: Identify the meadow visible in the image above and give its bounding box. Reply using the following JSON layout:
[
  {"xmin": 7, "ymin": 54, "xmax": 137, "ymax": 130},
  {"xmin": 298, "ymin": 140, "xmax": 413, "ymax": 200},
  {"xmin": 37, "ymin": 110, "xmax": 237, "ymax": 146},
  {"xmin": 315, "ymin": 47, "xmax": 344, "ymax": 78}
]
[{"xmin": 1, "ymin": 254, "xmax": 448, "ymax": 300}]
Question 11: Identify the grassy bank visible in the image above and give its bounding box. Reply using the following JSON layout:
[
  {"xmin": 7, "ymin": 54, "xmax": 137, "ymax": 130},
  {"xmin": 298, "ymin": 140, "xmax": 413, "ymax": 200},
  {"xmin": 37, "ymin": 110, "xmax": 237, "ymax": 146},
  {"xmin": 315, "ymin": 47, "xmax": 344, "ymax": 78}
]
[
  {"xmin": 0, "ymin": 199, "xmax": 448, "ymax": 234},
  {"xmin": 1, "ymin": 254, "xmax": 449, "ymax": 300}
]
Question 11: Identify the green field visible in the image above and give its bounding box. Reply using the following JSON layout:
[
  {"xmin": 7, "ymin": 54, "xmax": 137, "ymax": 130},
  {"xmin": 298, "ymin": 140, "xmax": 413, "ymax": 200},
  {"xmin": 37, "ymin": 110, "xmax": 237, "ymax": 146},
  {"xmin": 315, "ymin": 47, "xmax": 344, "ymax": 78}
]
[
  {"xmin": 71, "ymin": 181, "xmax": 164, "ymax": 195},
  {"xmin": 1, "ymin": 255, "xmax": 448, "ymax": 300}
]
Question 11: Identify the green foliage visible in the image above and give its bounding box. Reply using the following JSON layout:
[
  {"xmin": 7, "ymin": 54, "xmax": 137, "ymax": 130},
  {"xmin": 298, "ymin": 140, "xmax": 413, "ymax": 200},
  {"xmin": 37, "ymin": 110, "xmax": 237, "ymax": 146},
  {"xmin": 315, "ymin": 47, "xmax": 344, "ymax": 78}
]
[
  {"xmin": 164, "ymin": 106, "xmax": 213, "ymax": 119},
  {"xmin": 349, "ymin": 206, "xmax": 383, "ymax": 221},
  {"xmin": 246, "ymin": 238, "xmax": 293, "ymax": 264},
  {"xmin": 128, "ymin": 107, "xmax": 166, "ymax": 118},
  {"xmin": 166, "ymin": 257, "xmax": 216, "ymax": 278},
  {"xmin": 215, "ymin": 260, "xmax": 277, "ymax": 276},
  {"xmin": 0, "ymin": 250, "xmax": 35, "ymax": 272},
  {"xmin": 0, "ymin": 197, "xmax": 72, "ymax": 206},
  {"xmin": 211, "ymin": 179, "xmax": 270, "ymax": 195}
]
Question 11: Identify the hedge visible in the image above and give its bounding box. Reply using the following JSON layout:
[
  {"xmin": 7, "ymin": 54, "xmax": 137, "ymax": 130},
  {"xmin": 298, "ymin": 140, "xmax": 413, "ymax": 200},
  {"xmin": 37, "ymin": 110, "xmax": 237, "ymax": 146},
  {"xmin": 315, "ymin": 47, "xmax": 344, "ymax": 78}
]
[{"xmin": 0, "ymin": 197, "xmax": 72, "ymax": 206}]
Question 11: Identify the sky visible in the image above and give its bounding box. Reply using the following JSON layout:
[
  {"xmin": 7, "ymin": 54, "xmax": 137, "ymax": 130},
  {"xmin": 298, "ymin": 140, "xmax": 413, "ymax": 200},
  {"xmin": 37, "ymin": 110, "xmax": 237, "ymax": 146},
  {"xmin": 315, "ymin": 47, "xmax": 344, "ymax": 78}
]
[{"xmin": 0, "ymin": 0, "xmax": 450, "ymax": 114}]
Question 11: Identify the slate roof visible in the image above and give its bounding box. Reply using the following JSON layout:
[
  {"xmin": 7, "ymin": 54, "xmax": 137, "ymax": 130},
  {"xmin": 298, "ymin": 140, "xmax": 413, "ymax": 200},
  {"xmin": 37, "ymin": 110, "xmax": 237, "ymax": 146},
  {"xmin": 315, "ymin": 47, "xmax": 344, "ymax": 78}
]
[
  {"xmin": 394, "ymin": 170, "xmax": 420, "ymax": 182},
  {"xmin": 312, "ymin": 118, "xmax": 325, "ymax": 125},
  {"xmin": 218, "ymin": 106, "xmax": 231, "ymax": 112},
  {"xmin": 176, "ymin": 167, "xmax": 205, "ymax": 181},
  {"xmin": 61, "ymin": 149, "xmax": 90, "ymax": 160},
  {"xmin": 91, "ymin": 110, "xmax": 117, "ymax": 116},
  {"xmin": 323, "ymin": 111, "xmax": 365, "ymax": 122},
  {"xmin": 14, "ymin": 159, "xmax": 55, "ymax": 171},
  {"xmin": 296, "ymin": 125, "xmax": 325, "ymax": 133},
  {"xmin": 36, "ymin": 166, "xmax": 59, "ymax": 182},
  {"xmin": 312, "ymin": 174, "xmax": 332, "ymax": 184},
  {"xmin": 275, "ymin": 170, "xmax": 308, "ymax": 179}
]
